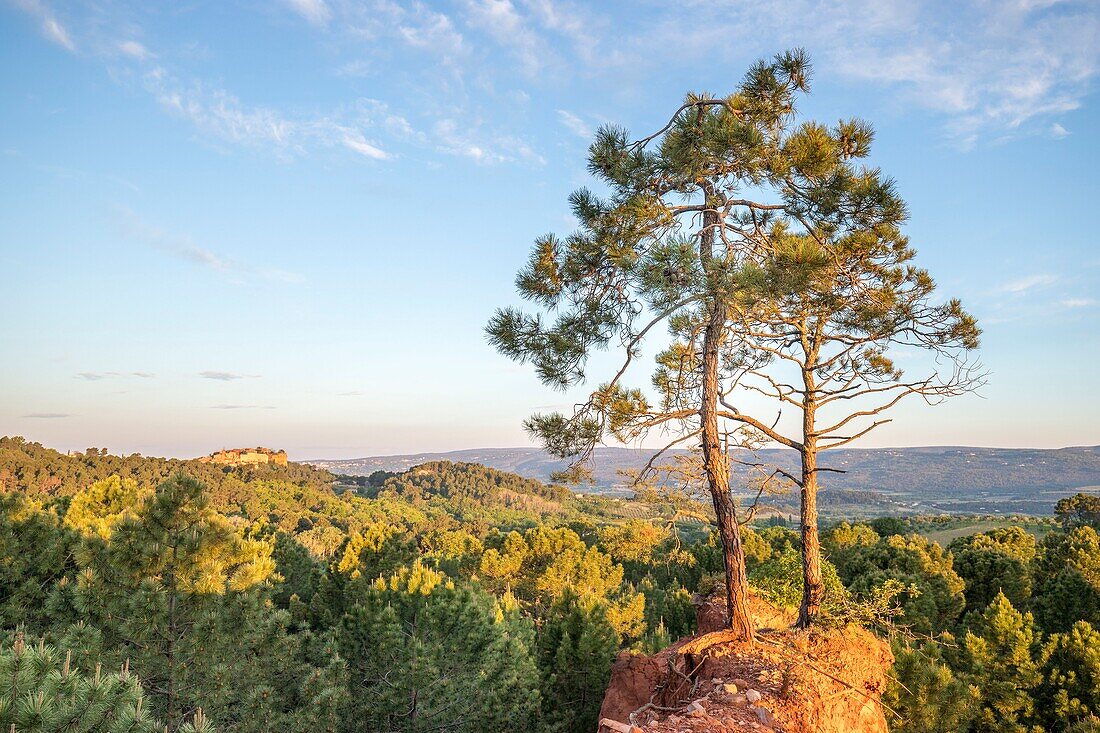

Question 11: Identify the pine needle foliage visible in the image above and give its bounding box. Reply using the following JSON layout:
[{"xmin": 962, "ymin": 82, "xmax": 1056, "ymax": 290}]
[{"xmin": 0, "ymin": 633, "xmax": 213, "ymax": 733}]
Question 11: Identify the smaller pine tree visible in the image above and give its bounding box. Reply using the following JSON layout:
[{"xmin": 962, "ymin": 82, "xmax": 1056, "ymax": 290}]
[
  {"xmin": 883, "ymin": 638, "xmax": 977, "ymax": 733},
  {"xmin": 962, "ymin": 592, "xmax": 1044, "ymax": 733},
  {"xmin": 1036, "ymin": 621, "xmax": 1100, "ymax": 730},
  {"xmin": 0, "ymin": 633, "xmax": 213, "ymax": 732},
  {"xmin": 537, "ymin": 591, "xmax": 620, "ymax": 733}
]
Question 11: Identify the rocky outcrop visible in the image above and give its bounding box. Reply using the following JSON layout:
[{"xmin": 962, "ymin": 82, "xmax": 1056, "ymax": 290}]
[{"xmin": 598, "ymin": 597, "xmax": 893, "ymax": 733}]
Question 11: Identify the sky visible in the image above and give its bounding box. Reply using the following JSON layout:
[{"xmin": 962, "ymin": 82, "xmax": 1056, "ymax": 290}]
[{"xmin": 1, "ymin": 0, "xmax": 1098, "ymax": 460}]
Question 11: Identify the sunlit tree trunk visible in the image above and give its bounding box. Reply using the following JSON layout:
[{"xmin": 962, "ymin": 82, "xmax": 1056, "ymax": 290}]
[{"xmin": 700, "ymin": 199, "xmax": 754, "ymax": 641}]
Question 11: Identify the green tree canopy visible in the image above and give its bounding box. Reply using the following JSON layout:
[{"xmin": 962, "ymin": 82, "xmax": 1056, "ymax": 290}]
[
  {"xmin": 1033, "ymin": 526, "xmax": 1100, "ymax": 633},
  {"xmin": 961, "ymin": 592, "xmax": 1043, "ymax": 733},
  {"xmin": 337, "ymin": 563, "xmax": 541, "ymax": 733},
  {"xmin": 0, "ymin": 633, "xmax": 212, "ymax": 733},
  {"xmin": 950, "ymin": 526, "xmax": 1037, "ymax": 615},
  {"xmin": 831, "ymin": 533, "xmax": 965, "ymax": 635},
  {"xmin": 1037, "ymin": 621, "xmax": 1100, "ymax": 730}
]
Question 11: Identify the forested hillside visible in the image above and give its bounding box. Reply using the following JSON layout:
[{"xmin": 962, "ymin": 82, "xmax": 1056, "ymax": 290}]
[{"xmin": 1, "ymin": 436, "xmax": 1099, "ymax": 731}]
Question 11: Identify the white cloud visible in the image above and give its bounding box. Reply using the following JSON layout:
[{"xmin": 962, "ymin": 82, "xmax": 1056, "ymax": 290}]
[
  {"xmin": 1051, "ymin": 122, "xmax": 1070, "ymax": 138},
  {"xmin": 557, "ymin": 109, "xmax": 591, "ymax": 138},
  {"xmin": 342, "ymin": 134, "xmax": 389, "ymax": 160},
  {"xmin": 397, "ymin": 6, "xmax": 465, "ymax": 61},
  {"xmin": 434, "ymin": 118, "xmax": 544, "ymax": 165},
  {"xmin": 117, "ymin": 40, "xmax": 152, "ymax": 59},
  {"xmin": 465, "ymin": 0, "xmax": 545, "ymax": 74},
  {"xmin": 200, "ymin": 371, "xmax": 253, "ymax": 381},
  {"xmin": 999, "ymin": 274, "xmax": 1058, "ymax": 294},
  {"xmin": 285, "ymin": 0, "xmax": 331, "ymax": 26},
  {"xmin": 115, "ymin": 207, "xmax": 303, "ymax": 284},
  {"xmin": 143, "ymin": 68, "xmax": 390, "ymax": 162},
  {"xmin": 13, "ymin": 0, "xmax": 76, "ymax": 52},
  {"xmin": 1061, "ymin": 298, "xmax": 1095, "ymax": 308},
  {"xmin": 77, "ymin": 371, "xmax": 155, "ymax": 380},
  {"xmin": 42, "ymin": 16, "xmax": 75, "ymax": 51}
]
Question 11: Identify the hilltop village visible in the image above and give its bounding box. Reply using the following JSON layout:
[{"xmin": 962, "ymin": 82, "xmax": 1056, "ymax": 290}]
[{"xmin": 198, "ymin": 446, "xmax": 289, "ymax": 467}]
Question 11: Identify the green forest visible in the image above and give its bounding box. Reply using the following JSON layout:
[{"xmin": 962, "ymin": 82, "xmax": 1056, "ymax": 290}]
[{"xmin": 1, "ymin": 436, "xmax": 1098, "ymax": 732}]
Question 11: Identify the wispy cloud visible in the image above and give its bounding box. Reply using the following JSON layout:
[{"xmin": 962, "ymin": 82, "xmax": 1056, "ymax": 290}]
[
  {"xmin": 999, "ymin": 274, "xmax": 1058, "ymax": 294},
  {"xmin": 209, "ymin": 404, "xmax": 276, "ymax": 410},
  {"xmin": 199, "ymin": 371, "xmax": 258, "ymax": 381},
  {"xmin": 394, "ymin": 5, "xmax": 465, "ymax": 63},
  {"xmin": 1061, "ymin": 297, "xmax": 1095, "ymax": 308},
  {"xmin": 557, "ymin": 110, "xmax": 592, "ymax": 139},
  {"xmin": 21, "ymin": 412, "xmax": 73, "ymax": 419},
  {"xmin": 144, "ymin": 68, "xmax": 391, "ymax": 161},
  {"xmin": 337, "ymin": 390, "xmax": 364, "ymax": 397},
  {"xmin": 341, "ymin": 134, "xmax": 388, "ymax": 160},
  {"xmin": 77, "ymin": 371, "xmax": 155, "ymax": 380},
  {"xmin": 466, "ymin": 0, "xmax": 545, "ymax": 75},
  {"xmin": 285, "ymin": 0, "xmax": 331, "ymax": 26},
  {"xmin": 115, "ymin": 207, "xmax": 303, "ymax": 284},
  {"xmin": 117, "ymin": 40, "xmax": 152, "ymax": 60},
  {"xmin": 13, "ymin": 0, "xmax": 76, "ymax": 52},
  {"xmin": 434, "ymin": 118, "xmax": 545, "ymax": 165},
  {"xmin": 21, "ymin": 0, "xmax": 1096, "ymax": 161}
]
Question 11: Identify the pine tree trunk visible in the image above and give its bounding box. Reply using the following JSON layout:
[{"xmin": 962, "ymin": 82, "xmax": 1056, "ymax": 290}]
[
  {"xmin": 797, "ymin": 375, "xmax": 825, "ymax": 628},
  {"xmin": 696, "ymin": 179, "xmax": 754, "ymax": 641},
  {"xmin": 701, "ymin": 299, "xmax": 754, "ymax": 641}
]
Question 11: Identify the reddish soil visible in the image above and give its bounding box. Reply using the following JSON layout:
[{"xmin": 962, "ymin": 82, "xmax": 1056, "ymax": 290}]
[{"xmin": 598, "ymin": 596, "xmax": 893, "ymax": 733}]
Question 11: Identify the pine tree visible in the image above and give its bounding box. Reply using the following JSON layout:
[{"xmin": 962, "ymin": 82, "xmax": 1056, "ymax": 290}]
[
  {"xmin": 0, "ymin": 495, "xmax": 79, "ymax": 633},
  {"xmin": 537, "ymin": 591, "xmax": 620, "ymax": 733},
  {"xmin": 478, "ymin": 525, "xmax": 644, "ymax": 639},
  {"xmin": 337, "ymin": 562, "xmax": 541, "ymax": 733},
  {"xmin": 950, "ymin": 526, "xmax": 1036, "ymax": 615},
  {"xmin": 962, "ymin": 592, "xmax": 1043, "ymax": 733},
  {"xmin": 716, "ymin": 160, "xmax": 980, "ymax": 627},
  {"xmin": 487, "ymin": 50, "xmax": 830, "ymax": 639},
  {"xmin": 832, "ymin": 533, "xmax": 965, "ymax": 635},
  {"xmin": 1036, "ymin": 621, "xmax": 1100, "ymax": 731},
  {"xmin": 1033, "ymin": 526, "xmax": 1100, "ymax": 633},
  {"xmin": 63, "ymin": 475, "xmax": 150, "ymax": 538},
  {"xmin": 486, "ymin": 48, "xmax": 979, "ymax": 635},
  {"xmin": 883, "ymin": 639, "xmax": 978, "ymax": 733},
  {"xmin": 0, "ymin": 633, "xmax": 213, "ymax": 733}
]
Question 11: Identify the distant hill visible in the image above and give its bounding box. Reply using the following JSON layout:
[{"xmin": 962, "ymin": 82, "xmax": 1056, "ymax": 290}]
[{"xmin": 309, "ymin": 445, "xmax": 1100, "ymax": 516}]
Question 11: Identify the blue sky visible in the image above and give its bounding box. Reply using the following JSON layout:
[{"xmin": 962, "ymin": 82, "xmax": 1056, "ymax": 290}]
[{"xmin": 1, "ymin": 0, "xmax": 1098, "ymax": 459}]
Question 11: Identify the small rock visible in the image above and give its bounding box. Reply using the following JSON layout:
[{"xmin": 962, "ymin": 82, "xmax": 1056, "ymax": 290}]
[
  {"xmin": 731, "ymin": 694, "xmax": 747, "ymax": 705},
  {"xmin": 745, "ymin": 688, "xmax": 763, "ymax": 704},
  {"xmin": 731, "ymin": 678, "xmax": 752, "ymax": 690},
  {"xmin": 755, "ymin": 706, "xmax": 777, "ymax": 728},
  {"xmin": 598, "ymin": 719, "xmax": 633, "ymax": 733},
  {"xmin": 722, "ymin": 682, "xmax": 739, "ymax": 694},
  {"xmin": 690, "ymin": 698, "xmax": 707, "ymax": 711},
  {"xmin": 711, "ymin": 677, "xmax": 722, "ymax": 685}
]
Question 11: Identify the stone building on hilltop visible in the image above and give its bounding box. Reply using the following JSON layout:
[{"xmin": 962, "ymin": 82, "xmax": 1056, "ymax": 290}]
[{"xmin": 199, "ymin": 447, "xmax": 288, "ymax": 467}]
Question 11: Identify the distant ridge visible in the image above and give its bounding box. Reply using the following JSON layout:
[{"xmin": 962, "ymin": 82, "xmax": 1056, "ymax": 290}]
[{"xmin": 308, "ymin": 445, "xmax": 1100, "ymax": 516}]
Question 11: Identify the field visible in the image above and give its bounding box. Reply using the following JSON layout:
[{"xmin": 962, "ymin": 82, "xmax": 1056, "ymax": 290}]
[{"xmin": 913, "ymin": 516, "xmax": 1059, "ymax": 544}]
